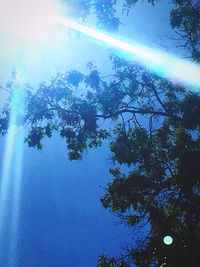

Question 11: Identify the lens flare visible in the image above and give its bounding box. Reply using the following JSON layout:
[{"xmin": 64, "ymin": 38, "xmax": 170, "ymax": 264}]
[
  {"xmin": 163, "ymin": 235, "xmax": 173, "ymax": 245},
  {"xmin": 57, "ymin": 16, "xmax": 200, "ymax": 90}
]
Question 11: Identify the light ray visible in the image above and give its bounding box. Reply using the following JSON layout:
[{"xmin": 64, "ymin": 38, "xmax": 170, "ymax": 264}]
[
  {"xmin": 8, "ymin": 129, "xmax": 24, "ymax": 267},
  {"xmin": 1, "ymin": 0, "xmax": 199, "ymax": 89},
  {"xmin": 0, "ymin": 79, "xmax": 25, "ymax": 266},
  {"xmin": 0, "ymin": 2, "xmax": 200, "ymax": 264},
  {"xmin": 57, "ymin": 16, "xmax": 200, "ymax": 90},
  {"xmin": 0, "ymin": 124, "xmax": 17, "ymax": 238}
]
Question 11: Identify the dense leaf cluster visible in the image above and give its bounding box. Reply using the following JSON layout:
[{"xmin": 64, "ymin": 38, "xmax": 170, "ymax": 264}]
[{"xmin": 170, "ymin": 0, "xmax": 200, "ymax": 61}]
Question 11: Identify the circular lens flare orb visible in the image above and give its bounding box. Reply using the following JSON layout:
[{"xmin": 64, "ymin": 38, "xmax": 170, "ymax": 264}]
[
  {"xmin": 0, "ymin": 0, "xmax": 61, "ymax": 41},
  {"xmin": 163, "ymin": 235, "xmax": 173, "ymax": 245}
]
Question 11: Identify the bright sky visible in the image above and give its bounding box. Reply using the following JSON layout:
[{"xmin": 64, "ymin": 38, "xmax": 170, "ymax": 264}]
[
  {"xmin": 0, "ymin": 0, "xmax": 173, "ymax": 87},
  {"xmin": 0, "ymin": 0, "xmax": 61, "ymax": 39},
  {"xmin": 0, "ymin": 0, "xmax": 112, "ymax": 87}
]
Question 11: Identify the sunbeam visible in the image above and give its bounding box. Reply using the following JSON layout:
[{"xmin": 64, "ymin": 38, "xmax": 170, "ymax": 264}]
[
  {"xmin": 57, "ymin": 16, "xmax": 200, "ymax": 90},
  {"xmin": 0, "ymin": 79, "xmax": 25, "ymax": 266},
  {"xmin": 8, "ymin": 129, "xmax": 24, "ymax": 267},
  {"xmin": 0, "ymin": 125, "xmax": 17, "ymax": 239},
  {"xmin": 0, "ymin": 1, "xmax": 200, "ymax": 265},
  {"xmin": 1, "ymin": 0, "xmax": 199, "ymax": 89}
]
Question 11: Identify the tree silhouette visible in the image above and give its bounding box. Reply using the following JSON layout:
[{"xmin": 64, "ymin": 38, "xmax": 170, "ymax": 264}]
[{"xmin": 0, "ymin": 0, "xmax": 200, "ymax": 266}]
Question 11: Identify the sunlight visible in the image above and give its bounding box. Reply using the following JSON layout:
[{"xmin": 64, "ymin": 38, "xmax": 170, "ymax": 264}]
[
  {"xmin": 0, "ymin": 80, "xmax": 25, "ymax": 266},
  {"xmin": 0, "ymin": 0, "xmax": 60, "ymax": 41},
  {"xmin": 8, "ymin": 129, "xmax": 24, "ymax": 267},
  {"xmin": 57, "ymin": 16, "xmax": 200, "ymax": 90},
  {"xmin": 0, "ymin": 2, "xmax": 63, "ymax": 261},
  {"xmin": 0, "ymin": 125, "xmax": 17, "ymax": 237},
  {"xmin": 0, "ymin": 125, "xmax": 24, "ymax": 266},
  {"xmin": 0, "ymin": 2, "xmax": 199, "ymax": 266},
  {"xmin": 1, "ymin": 0, "xmax": 199, "ymax": 89}
]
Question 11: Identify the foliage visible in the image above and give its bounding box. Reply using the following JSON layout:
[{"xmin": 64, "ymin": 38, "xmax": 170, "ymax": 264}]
[
  {"xmin": 1, "ymin": 58, "xmax": 198, "ymax": 266},
  {"xmin": 170, "ymin": 0, "xmax": 200, "ymax": 62},
  {"xmin": 97, "ymin": 254, "xmax": 129, "ymax": 267},
  {"xmin": 0, "ymin": 0, "xmax": 200, "ymax": 266},
  {"xmin": 65, "ymin": 0, "xmax": 157, "ymax": 31}
]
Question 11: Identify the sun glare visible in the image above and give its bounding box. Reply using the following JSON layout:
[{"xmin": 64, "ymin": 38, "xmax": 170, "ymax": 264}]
[
  {"xmin": 1, "ymin": 0, "xmax": 199, "ymax": 90},
  {"xmin": 0, "ymin": 0, "xmax": 60, "ymax": 41},
  {"xmin": 57, "ymin": 16, "xmax": 200, "ymax": 90}
]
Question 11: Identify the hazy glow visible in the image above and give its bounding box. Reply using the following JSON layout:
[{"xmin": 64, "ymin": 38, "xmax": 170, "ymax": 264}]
[
  {"xmin": 0, "ymin": 125, "xmax": 17, "ymax": 234},
  {"xmin": 0, "ymin": 84, "xmax": 25, "ymax": 265},
  {"xmin": 8, "ymin": 130, "xmax": 24, "ymax": 267},
  {"xmin": 1, "ymin": 0, "xmax": 199, "ymax": 88},
  {"xmin": 163, "ymin": 235, "xmax": 173, "ymax": 245},
  {"xmin": 57, "ymin": 17, "xmax": 200, "ymax": 89},
  {"xmin": 0, "ymin": 0, "xmax": 60, "ymax": 40}
]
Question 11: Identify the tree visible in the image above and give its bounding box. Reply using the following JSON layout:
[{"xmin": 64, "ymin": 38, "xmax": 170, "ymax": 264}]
[
  {"xmin": 0, "ymin": 0, "xmax": 200, "ymax": 266},
  {"xmin": 170, "ymin": 0, "xmax": 200, "ymax": 62}
]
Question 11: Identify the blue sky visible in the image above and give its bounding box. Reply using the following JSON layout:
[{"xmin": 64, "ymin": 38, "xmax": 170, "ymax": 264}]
[{"xmin": 0, "ymin": 1, "xmax": 172, "ymax": 266}]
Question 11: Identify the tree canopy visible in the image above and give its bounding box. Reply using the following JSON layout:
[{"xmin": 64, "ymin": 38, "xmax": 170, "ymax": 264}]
[{"xmin": 0, "ymin": 0, "xmax": 200, "ymax": 266}]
